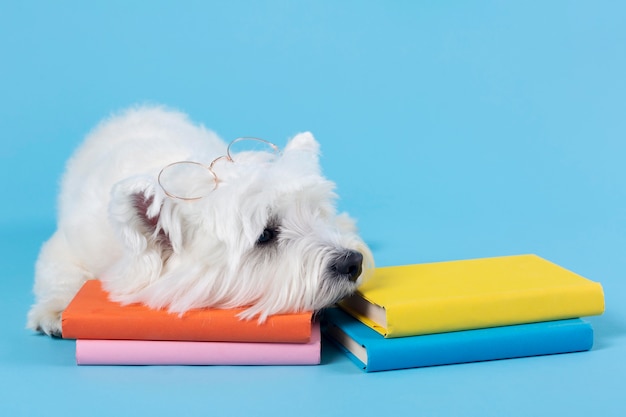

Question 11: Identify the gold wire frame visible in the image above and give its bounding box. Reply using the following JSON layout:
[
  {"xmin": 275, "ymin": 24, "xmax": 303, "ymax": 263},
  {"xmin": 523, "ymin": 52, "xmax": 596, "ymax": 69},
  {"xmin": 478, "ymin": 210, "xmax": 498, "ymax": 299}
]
[
  {"xmin": 158, "ymin": 137, "xmax": 281, "ymax": 201},
  {"xmin": 157, "ymin": 161, "xmax": 217, "ymax": 201}
]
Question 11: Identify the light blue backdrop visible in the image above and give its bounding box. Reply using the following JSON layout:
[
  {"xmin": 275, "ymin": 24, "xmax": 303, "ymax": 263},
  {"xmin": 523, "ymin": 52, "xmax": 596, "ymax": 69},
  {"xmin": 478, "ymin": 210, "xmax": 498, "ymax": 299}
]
[{"xmin": 1, "ymin": 1, "xmax": 625, "ymax": 416}]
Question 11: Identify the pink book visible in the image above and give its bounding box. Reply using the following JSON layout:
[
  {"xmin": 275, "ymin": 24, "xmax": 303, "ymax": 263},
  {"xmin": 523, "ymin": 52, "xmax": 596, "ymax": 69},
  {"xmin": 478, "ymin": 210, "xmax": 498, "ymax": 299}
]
[{"xmin": 76, "ymin": 322, "xmax": 321, "ymax": 365}]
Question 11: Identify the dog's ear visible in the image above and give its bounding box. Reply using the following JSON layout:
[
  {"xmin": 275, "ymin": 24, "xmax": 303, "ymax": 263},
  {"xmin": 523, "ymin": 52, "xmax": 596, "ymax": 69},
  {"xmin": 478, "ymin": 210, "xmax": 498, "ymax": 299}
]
[
  {"xmin": 109, "ymin": 176, "xmax": 182, "ymax": 257},
  {"xmin": 284, "ymin": 132, "xmax": 320, "ymax": 157},
  {"xmin": 282, "ymin": 132, "xmax": 321, "ymax": 174}
]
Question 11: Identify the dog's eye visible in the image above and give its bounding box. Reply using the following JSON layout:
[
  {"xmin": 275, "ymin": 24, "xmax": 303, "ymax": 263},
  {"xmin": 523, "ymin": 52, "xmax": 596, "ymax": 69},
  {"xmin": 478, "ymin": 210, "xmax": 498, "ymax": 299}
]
[{"xmin": 257, "ymin": 227, "xmax": 278, "ymax": 245}]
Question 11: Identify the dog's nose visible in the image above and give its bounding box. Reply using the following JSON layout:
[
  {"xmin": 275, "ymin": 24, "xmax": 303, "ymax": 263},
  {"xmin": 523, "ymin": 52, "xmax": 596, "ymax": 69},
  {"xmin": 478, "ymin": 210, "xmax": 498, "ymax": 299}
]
[{"xmin": 331, "ymin": 250, "xmax": 364, "ymax": 282}]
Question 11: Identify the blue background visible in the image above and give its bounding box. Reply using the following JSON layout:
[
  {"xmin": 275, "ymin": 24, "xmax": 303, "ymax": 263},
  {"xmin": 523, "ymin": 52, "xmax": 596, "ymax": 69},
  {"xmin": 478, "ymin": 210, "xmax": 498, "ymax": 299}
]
[{"xmin": 1, "ymin": 1, "xmax": 625, "ymax": 416}]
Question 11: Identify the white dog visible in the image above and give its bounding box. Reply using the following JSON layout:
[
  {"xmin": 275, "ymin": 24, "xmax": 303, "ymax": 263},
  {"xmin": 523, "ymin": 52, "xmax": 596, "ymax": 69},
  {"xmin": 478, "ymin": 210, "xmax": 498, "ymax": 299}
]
[{"xmin": 27, "ymin": 106, "xmax": 373, "ymax": 337}]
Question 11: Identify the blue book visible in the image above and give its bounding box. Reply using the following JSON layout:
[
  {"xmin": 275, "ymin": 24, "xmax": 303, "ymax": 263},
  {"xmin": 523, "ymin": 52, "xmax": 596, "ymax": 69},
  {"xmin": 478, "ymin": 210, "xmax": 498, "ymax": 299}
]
[{"xmin": 323, "ymin": 308, "xmax": 594, "ymax": 372}]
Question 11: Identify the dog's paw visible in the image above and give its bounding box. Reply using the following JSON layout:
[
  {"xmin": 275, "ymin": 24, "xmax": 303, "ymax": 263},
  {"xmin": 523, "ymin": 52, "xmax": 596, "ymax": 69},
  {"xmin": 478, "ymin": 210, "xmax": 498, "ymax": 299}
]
[{"xmin": 27, "ymin": 304, "xmax": 63, "ymax": 337}]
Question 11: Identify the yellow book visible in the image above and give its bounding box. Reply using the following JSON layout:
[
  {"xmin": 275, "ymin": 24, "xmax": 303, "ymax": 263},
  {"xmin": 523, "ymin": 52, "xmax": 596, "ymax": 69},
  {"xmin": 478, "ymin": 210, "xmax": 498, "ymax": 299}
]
[{"xmin": 340, "ymin": 254, "xmax": 605, "ymax": 338}]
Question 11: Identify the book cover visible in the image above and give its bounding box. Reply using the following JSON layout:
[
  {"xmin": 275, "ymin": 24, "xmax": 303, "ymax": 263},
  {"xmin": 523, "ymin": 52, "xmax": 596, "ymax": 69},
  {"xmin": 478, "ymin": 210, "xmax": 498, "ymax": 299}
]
[
  {"xmin": 324, "ymin": 308, "xmax": 594, "ymax": 372},
  {"xmin": 62, "ymin": 280, "xmax": 313, "ymax": 343},
  {"xmin": 76, "ymin": 322, "xmax": 321, "ymax": 365},
  {"xmin": 340, "ymin": 254, "xmax": 604, "ymax": 338}
]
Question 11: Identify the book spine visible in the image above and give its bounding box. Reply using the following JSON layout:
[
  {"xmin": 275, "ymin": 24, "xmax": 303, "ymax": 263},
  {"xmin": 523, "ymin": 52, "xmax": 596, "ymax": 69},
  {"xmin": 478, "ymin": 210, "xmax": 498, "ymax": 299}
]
[
  {"xmin": 76, "ymin": 324, "xmax": 321, "ymax": 365},
  {"xmin": 365, "ymin": 319, "xmax": 593, "ymax": 372},
  {"xmin": 62, "ymin": 313, "xmax": 313, "ymax": 343},
  {"xmin": 387, "ymin": 283, "xmax": 604, "ymax": 337}
]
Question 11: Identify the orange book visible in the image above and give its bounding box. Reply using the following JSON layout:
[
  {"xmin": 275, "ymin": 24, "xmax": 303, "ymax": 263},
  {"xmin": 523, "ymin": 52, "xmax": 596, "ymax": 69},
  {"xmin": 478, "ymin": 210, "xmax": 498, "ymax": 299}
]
[{"xmin": 62, "ymin": 280, "xmax": 313, "ymax": 343}]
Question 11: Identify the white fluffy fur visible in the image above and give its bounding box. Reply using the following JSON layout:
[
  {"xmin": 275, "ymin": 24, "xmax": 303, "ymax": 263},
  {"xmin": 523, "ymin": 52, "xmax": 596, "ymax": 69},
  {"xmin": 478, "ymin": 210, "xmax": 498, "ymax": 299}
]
[{"xmin": 27, "ymin": 106, "xmax": 373, "ymax": 336}]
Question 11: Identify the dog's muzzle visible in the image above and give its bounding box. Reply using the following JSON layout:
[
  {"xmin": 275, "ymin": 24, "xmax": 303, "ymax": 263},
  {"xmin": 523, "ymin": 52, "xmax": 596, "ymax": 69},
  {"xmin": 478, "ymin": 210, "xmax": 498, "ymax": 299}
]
[{"xmin": 330, "ymin": 250, "xmax": 364, "ymax": 282}]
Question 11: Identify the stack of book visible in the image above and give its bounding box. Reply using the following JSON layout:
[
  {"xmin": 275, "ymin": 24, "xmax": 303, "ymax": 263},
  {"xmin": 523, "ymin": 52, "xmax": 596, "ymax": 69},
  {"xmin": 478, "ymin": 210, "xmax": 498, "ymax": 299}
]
[
  {"xmin": 61, "ymin": 280, "xmax": 320, "ymax": 366},
  {"xmin": 324, "ymin": 254, "xmax": 605, "ymax": 372}
]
